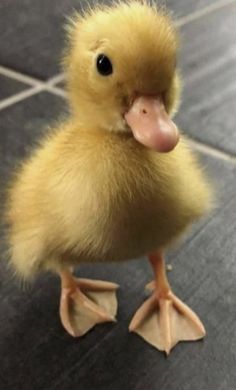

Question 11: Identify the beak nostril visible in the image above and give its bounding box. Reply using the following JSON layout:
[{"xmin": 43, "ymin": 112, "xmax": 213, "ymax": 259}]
[{"xmin": 142, "ymin": 109, "xmax": 147, "ymax": 114}]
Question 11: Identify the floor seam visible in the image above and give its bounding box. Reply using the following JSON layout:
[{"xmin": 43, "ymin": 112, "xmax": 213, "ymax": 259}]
[
  {"xmin": 176, "ymin": 0, "xmax": 236, "ymax": 27},
  {"xmin": 0, "ymin": 65, "xmax": 44, "ymax": 87},
  {"xmin": 48, "ymin": 328, "xmax": 119, "ymax": 390},
  {"xmin": 0, "ymin": 65, "xmax": 65, "ymax": 90},
  {"xmin": 0, "ymin": 75, "xmax": 66, "ymax": 110},
  {"xmin": 0, "ymin": 85, "xmax": 45, "ymax": 111},
  {"xmin": 47, "ymin": 73, "xmax": 65, "ymax": 87},
  {"xmin": 45, "ymin": 85, "xmax": 66, "ymax": 98},
  {"xmin": 189, "ymin": 139, "xmax": 236, "ymax": 165}
]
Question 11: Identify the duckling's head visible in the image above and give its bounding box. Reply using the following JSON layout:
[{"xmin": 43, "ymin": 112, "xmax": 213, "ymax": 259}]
[{"xmin": 64, "ymin": 1, "xmax": 181, "ymax": 152}]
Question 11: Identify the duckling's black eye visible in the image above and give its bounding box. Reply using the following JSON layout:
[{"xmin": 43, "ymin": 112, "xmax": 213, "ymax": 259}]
[{"xmin": 96, "ymin": 54, "xmax": 113, "ymax": 76}]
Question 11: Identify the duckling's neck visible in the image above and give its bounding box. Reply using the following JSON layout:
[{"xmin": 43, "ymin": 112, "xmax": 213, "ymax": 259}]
[
  {"xmin": 69, "ymin": 87, "xmax": 127, "ymax": 133},
  {"xmin": 69, "ymin": 116, "xmax": 137, "ymax": 151},
  {"xmin": 72, "ymin": 110, "xmax": 127, "ymax": 134}
]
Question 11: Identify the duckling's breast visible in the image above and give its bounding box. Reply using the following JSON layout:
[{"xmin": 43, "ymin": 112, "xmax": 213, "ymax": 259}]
[{"xmin": 65, "ymin": 134, "xmax": 211, "ymax": 264}]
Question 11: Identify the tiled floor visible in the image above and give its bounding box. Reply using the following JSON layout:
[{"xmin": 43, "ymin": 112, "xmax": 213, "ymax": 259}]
[{"xmin": 0, "ymin": 1, "xmax": 236, "ymax": 389}]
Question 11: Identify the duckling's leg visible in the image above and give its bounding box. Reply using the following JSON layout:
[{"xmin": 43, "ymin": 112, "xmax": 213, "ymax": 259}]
[
  {"xmin": 129, "ymin": 252, "xmax": 205, "ymax": 354},
  {"xmin": 59, "ymin": 270, "xmax": 118, "ymax": 337}
]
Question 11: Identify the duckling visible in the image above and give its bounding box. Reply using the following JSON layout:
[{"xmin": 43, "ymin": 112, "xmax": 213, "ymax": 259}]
[{"xmin": 5, "ymin": 1, "xmax": 212, "ymax": 354}]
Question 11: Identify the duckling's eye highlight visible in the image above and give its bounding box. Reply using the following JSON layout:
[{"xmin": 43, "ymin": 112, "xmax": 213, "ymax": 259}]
[{"xmin": 96, "ymin": 54, "xmax": 113, "ymax": 76}]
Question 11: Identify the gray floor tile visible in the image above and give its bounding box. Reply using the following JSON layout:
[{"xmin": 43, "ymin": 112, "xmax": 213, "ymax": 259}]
[
  {"xmin": 0, "ymin": 0, "xmax": 82, "ymax": 80},
  {"xmin": 0, "ymin": 74, "xmax": 30, "ymax": 101},
  {"xmin": 0, "ymin": 91, "xmax": 67, "ymax": 174},
  {"xmin": 176, "ymin": 3, "xmax": 236, "ymax": 155},
  {"xmin": 0, "ymin": 89, "xmax": 236, "ymax": 389}
]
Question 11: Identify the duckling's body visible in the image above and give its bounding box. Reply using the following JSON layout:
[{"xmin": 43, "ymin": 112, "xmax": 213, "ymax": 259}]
[
  {"xmin": 5, "ymin": 1, "xmax": 212, "ymax": 353},
  {"xmin": 7, "ymin": 123, "xmax": 210, "ymax": 277}
]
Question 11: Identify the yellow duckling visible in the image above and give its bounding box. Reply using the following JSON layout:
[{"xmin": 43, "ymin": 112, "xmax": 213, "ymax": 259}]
[{"xmin": 5, "ymin": 1, "xmax": 212, "ymax": 354}]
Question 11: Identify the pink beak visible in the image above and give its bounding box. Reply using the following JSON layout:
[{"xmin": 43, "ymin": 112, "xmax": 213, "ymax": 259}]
[{"xmin": 124, "ymin": 95, "xmax": 179, "ymax": 153}]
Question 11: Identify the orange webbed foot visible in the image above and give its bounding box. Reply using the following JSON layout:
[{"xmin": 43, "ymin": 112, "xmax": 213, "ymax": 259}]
[
  {"xmin": 129, "ymin": 253, "xmax": 206, "ymax": 354},
  {"xmin": 60, "ymin": 272, "xmax": 119, "ymax": 337},
  {"xmin": 129, "ymin": 285, "xmax": 205, "ymax": 354}
]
